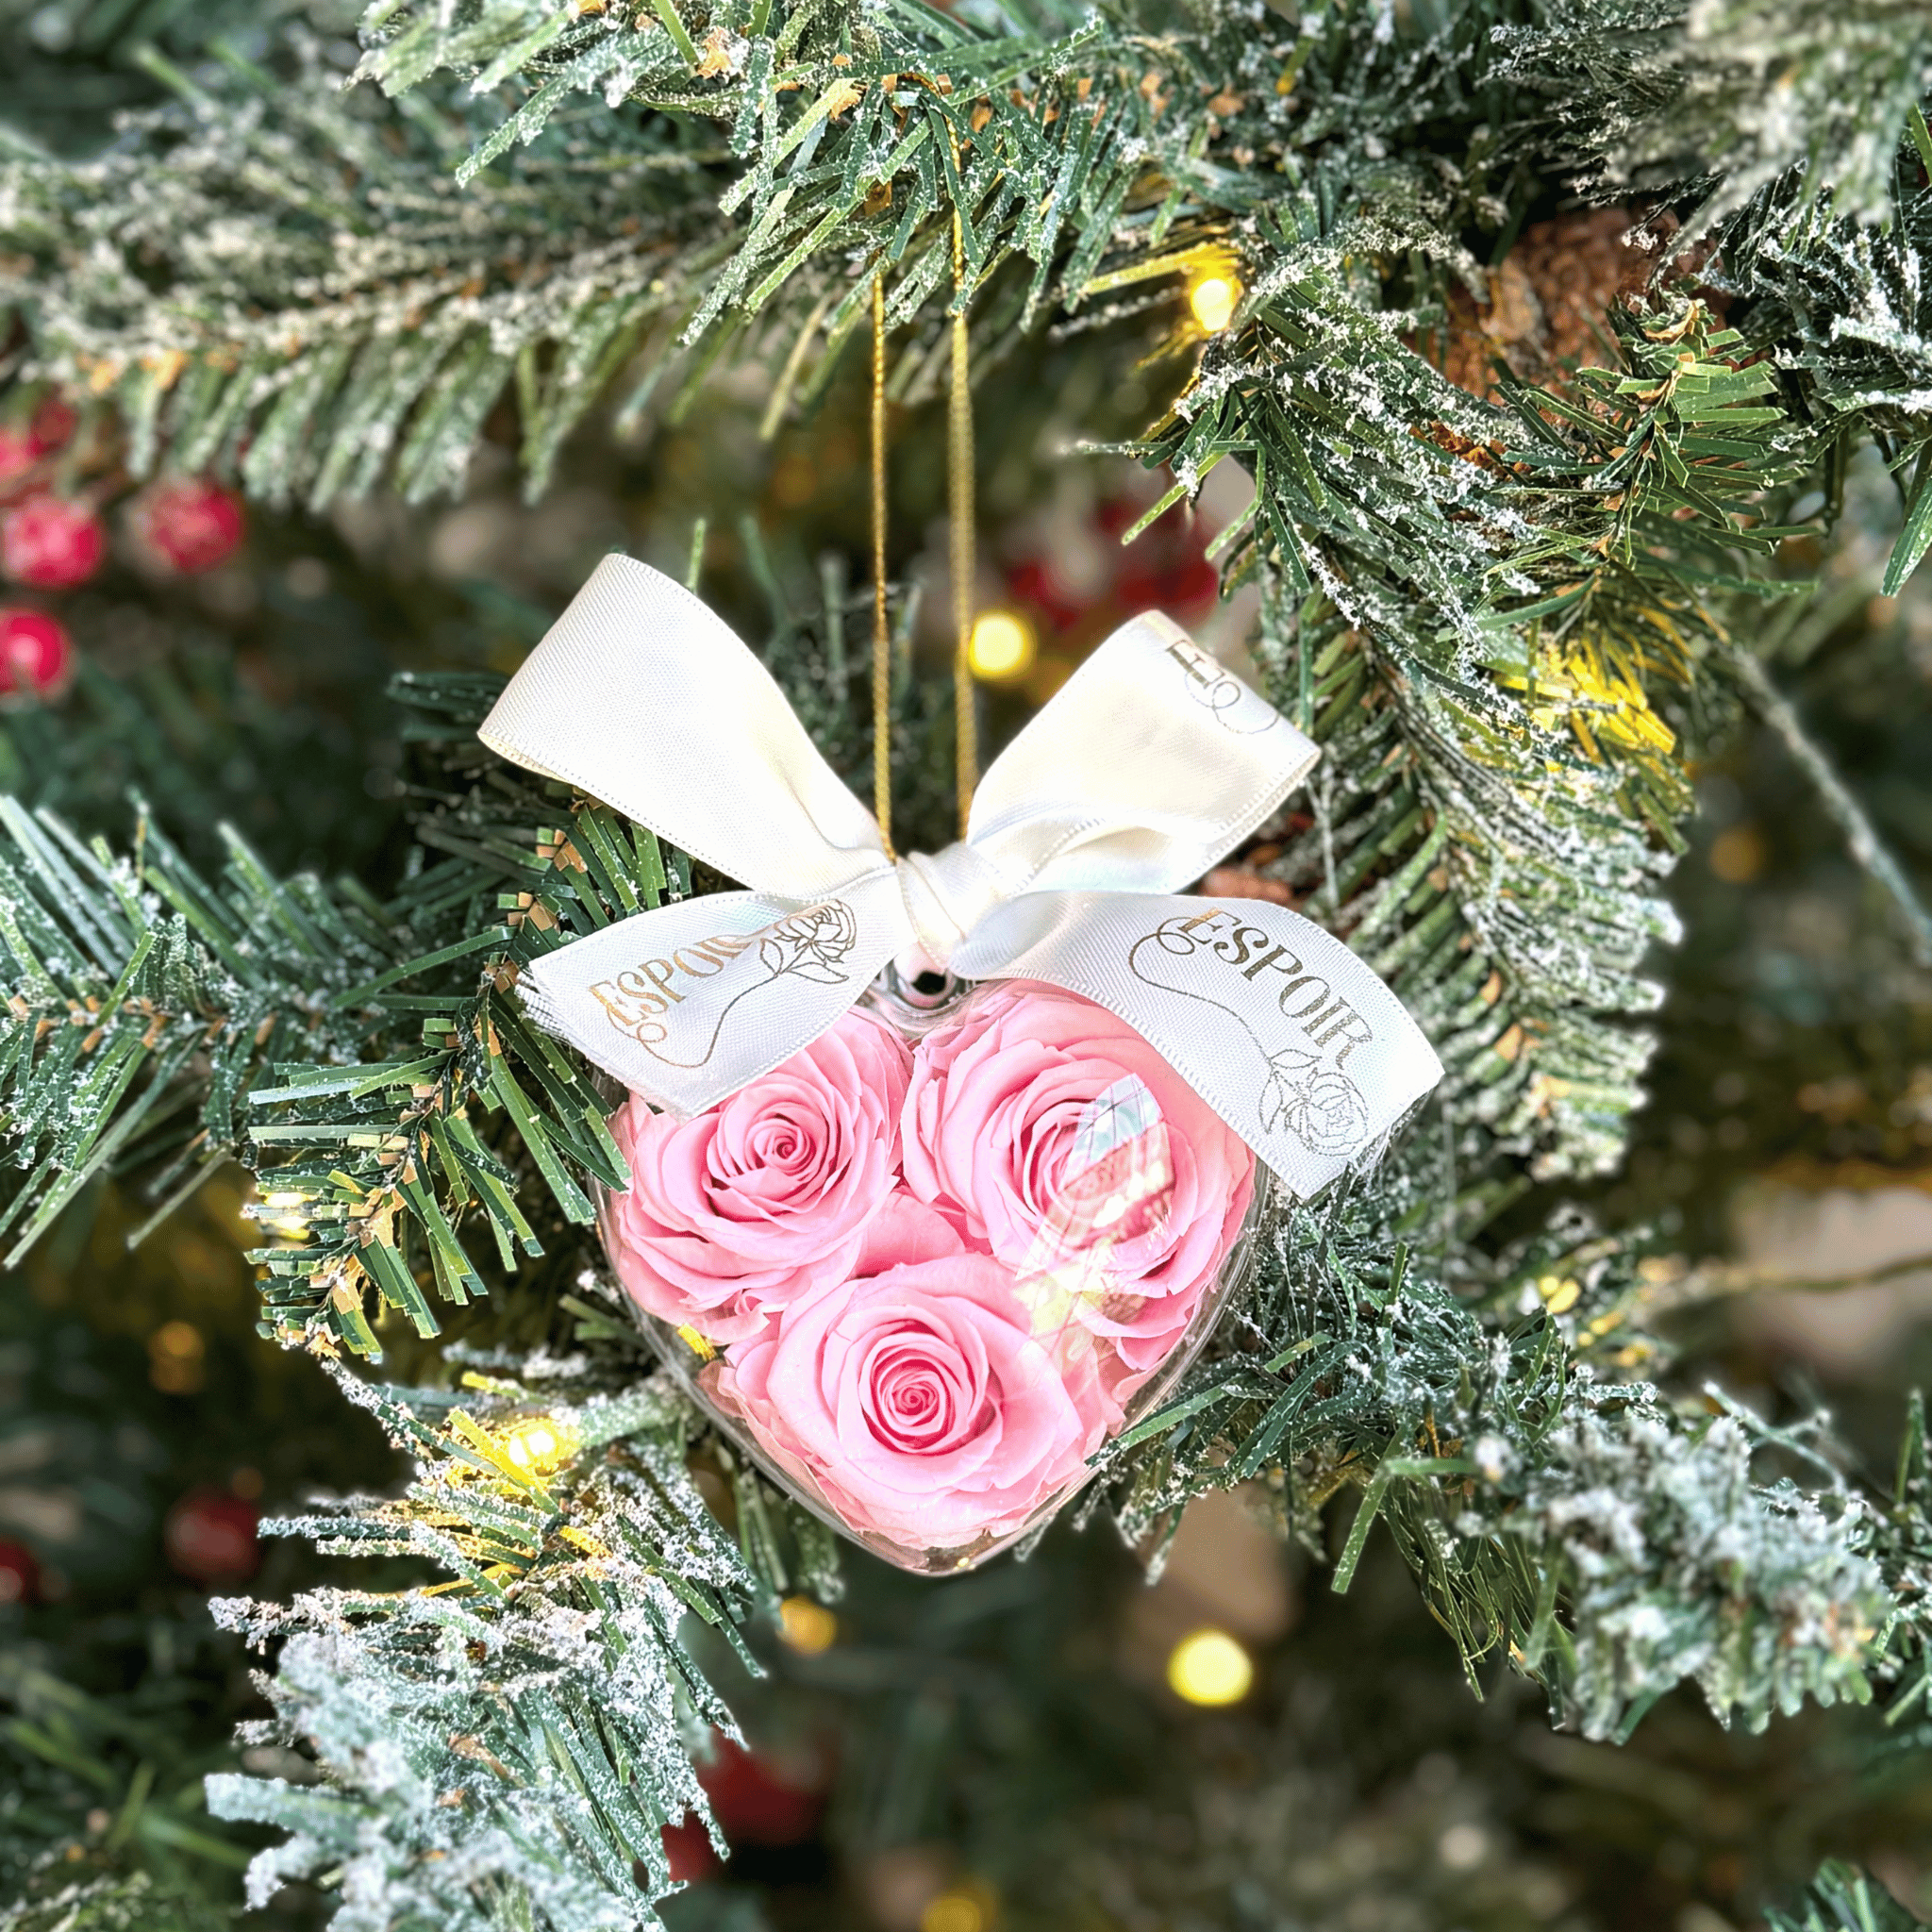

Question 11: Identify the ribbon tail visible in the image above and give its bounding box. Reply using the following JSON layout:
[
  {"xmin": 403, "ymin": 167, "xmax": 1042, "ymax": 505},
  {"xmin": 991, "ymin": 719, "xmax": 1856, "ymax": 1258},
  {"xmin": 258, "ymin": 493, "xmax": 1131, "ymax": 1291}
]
[
  {"xmin": 518, "ymin": 875, "xmax": 906, "ymax": 1117},
  {"xmin": 959, "ymin": 611, "xmax": 1321, "ymax": 898},
  {"xmin": 479, "ymin": 554, "xmax": 891, "ymax": 899},
  {"xmin": 949, "ymin": 891, "xmax": 1443, "ymax": 1198}
]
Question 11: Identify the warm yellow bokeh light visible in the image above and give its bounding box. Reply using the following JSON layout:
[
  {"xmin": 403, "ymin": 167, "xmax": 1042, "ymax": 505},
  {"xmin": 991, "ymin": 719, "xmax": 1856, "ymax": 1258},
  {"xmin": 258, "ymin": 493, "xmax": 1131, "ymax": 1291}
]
[
  {"xmin": 253, "ymin": 1186, "xmax": 311, "ymax": 1238},
  {"xmin": 1190, "ymin": 274, "xmax": 1240, "ymax": 334},
  {"xmin": 777, "ymin": 1594, "xmax": 839, "ymax": 1654},
  {"xmin": 503, "ymin": 1420, "xmax": 568, "ymax": 1472},
  {"xmin": 966, "ymin": 609, "xmax": 1035, "ymax": 682},
  {"xmin": 920, "ymin": 1891, "xmax": 986, "ymax": 1932},
  {"xmin": 151, "ymin": 1320, "xmax": 204, "ymax": 1363},
  {"xmin": 1538, "ymin": 1274, "xmax": 1581, "ymax": 1314},
  {"xmin": 148, "ymin": 1320, "xmax": 207, "ymax": 1394},
  {"xmin": 1167, "ymin": 1626, "xmax": 1254, "ymax": 1706},
  {"xmin": 1708, "ymin": 822, "xmax": 1767, "ymax": 884}
]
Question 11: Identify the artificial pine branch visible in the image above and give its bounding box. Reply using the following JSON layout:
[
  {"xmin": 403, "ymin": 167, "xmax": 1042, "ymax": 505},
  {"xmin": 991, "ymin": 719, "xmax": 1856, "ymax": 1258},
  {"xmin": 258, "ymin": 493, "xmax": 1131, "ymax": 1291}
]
[
  {"xmin": 2, "ymin": 38, "xmax": 730, "ymax": 504},
  {"xmin": 206, "ymin": 1357, "xmax": 774, "ymax": 1926},
  {"xmin": 1497, "ymin": 1, "xmax": 1932, "ymax": 236},
  {"xmin": 1768, "ymin": 1859, "xmax": 1932, "ymax": 1932},
  {"xmin": 0, "ymin": 1873, "xmax": 235, "ymax": 1932}
]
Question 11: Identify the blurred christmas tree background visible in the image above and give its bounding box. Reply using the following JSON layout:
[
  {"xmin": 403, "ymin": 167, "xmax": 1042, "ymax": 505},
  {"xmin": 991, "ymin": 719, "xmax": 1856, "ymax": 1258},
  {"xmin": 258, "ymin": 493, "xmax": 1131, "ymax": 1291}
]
[{"xmin": 5, "ymin": 1, "xmax": 1932, "ymax": 1928}]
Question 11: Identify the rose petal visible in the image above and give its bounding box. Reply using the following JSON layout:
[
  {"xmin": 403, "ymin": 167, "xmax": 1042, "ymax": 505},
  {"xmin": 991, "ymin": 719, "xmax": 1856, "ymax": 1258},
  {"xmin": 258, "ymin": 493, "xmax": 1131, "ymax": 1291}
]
[
  {"xmin": 718, "ymin": 1248, "xmax": 1115, "ymax": 1549},
  {"xmin": 901, "ymin": 980, "xmax": 1253, "ymax": 1383},
  {"xmin": 607, "ymin": 1009, "xmax": 911, "ymax": 1342}
]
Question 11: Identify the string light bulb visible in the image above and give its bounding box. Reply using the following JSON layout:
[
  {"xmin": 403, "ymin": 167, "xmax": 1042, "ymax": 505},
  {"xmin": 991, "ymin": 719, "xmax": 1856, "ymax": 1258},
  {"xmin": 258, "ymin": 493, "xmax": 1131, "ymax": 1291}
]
[
  {"xmin": 502, "ymin": 1417, "xmax": 572, "ymax": 1474},
  {"xmin": 1166, "ymin": 1626, "xmax": 1254, "ymax": 1706},
  {"xmin": 966, "ymin": 609, "xmax": 1035, "ymax": 682},
  {"xmin": 1189, "ymin": 272, "xmax": 1241, "ymax": 335},
  {"xmin": 251, "ymin": 1187, "xmax": 312, "ymax": 1239}
]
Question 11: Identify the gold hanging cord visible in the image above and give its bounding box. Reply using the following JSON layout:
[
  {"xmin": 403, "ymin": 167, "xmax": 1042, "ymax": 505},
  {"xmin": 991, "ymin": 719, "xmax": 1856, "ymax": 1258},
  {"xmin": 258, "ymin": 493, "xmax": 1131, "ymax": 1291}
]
[
  {"xmin": 945, "ymin": 142, "xmax": 977, "ymax": 839},
  {"xmin": 870, "ymin": 86, "xmax": 979, "ymax": 851},
  {"xmin": 870, "ymin": 271, "xmax": 894, "ymax": 860}
]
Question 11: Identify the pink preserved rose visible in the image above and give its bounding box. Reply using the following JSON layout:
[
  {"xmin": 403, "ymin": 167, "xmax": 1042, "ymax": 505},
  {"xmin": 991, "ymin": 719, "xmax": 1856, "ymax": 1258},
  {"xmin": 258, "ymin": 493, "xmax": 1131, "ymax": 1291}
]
[
  {"xmin": 605, "ymin": 1008, "xmax": 910, "ymax": 1344},
  {"xmin": 714, "ymin": 1196, "xmax": 1115, "ymax": 1549},
  {"xmin": 899, "ymin": 982, "xmax": 1254, "ymax": 1396},
  {"xmin": 602, "ymin": 977, "xmax": 1258, "ymax": 1565}
]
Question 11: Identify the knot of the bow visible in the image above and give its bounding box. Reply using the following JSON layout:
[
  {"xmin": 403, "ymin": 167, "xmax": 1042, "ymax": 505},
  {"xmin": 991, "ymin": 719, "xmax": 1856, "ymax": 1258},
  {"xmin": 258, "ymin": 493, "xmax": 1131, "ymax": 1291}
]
[
  {"xmin": 892, "ymin": 842, "xmax": 1010, "ymax": 976},
  {"xmin": 478, "ymin": 558, "xmax": 1444, "ymax": 1195}
]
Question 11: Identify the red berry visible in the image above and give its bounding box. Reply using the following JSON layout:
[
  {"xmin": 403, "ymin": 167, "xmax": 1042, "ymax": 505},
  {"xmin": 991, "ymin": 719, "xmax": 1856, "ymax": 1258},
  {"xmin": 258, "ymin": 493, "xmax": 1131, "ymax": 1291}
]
[
  {"xmin": 659, "ymin": 1814, "xmax": 722, "ymax": 1884},
  {"xmin": 0, "ymin": 400, "xmax": 76, "ymax": 489},
  {"xmin": 129, "ymin": 478, "xmax": 245, "ymax": 575},
  {"xmin": 0, "ymin": 1539, "xmax": 41, "ymax": 1607},
  {"xmin": 0, "ymin": 608, "xmax": 75, "ymax": 704},
  {"xmin": 695, "ymin": 1733, "xmax": 825, "ymax": 1845},
  {"xmin": 163, "ymin": 1488, "xmax": 260, "ymax": 1587},
  {"xmin": 29, "ymin": 398, "xmax": 76, "ymax": 455},
  {"xmin": 1, "ymin": 495, "xmax": 105, "ymax": 589},
  {"xmin": 1004, "ymin": 556, "xmax": 1085, "ymax": 630}
]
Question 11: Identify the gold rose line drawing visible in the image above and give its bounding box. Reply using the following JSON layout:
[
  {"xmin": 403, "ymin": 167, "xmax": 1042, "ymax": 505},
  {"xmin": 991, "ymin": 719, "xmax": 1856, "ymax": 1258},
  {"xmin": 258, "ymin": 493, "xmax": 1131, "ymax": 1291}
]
[
  {"xmin": 1162, "ymin": 634, "xmax": 1284, "ymax": 738},
  {"xmin": 1126, "ymin": 916, "xmax": 1373, "ymax": 1158},
  {"xmin": 586, "ymin": 900, "xmax": 860, "ymax": 1072}
]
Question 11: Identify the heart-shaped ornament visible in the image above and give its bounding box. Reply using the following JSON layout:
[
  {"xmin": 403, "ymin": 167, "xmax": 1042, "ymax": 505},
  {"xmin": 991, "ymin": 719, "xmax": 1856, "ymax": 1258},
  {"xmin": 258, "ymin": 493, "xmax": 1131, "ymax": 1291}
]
[
  {"xmin": 488, "ymin": 561, "xmax": 1442, "ymax": 1568},
  {"xmin": 597, "ymin": 972, "xmax": 1263, "ymax": 1573}
]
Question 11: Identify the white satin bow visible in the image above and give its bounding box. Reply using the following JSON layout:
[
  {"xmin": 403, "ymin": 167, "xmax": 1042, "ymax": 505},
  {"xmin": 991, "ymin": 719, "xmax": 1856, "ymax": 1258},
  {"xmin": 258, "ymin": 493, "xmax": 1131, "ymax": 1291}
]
[{"xmin": 480, "ymin": 555, "xmax": 1442, "ymax": 1199}]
